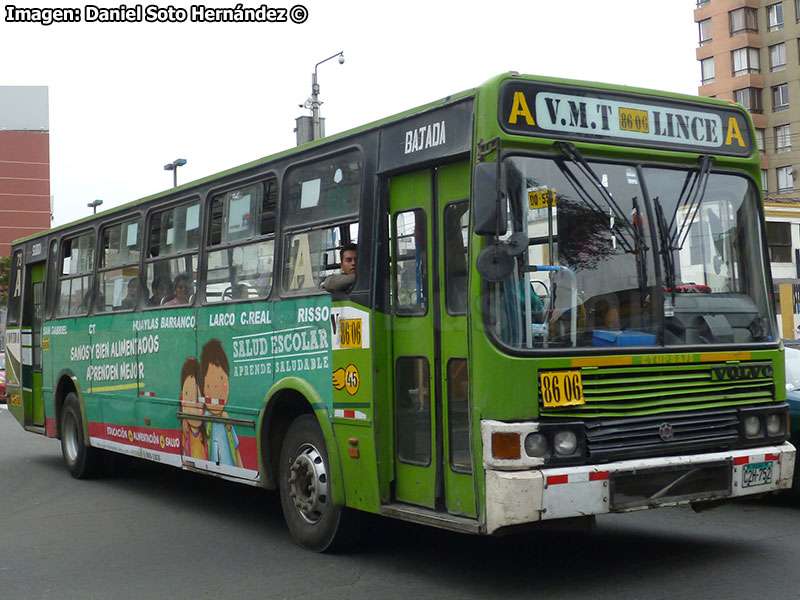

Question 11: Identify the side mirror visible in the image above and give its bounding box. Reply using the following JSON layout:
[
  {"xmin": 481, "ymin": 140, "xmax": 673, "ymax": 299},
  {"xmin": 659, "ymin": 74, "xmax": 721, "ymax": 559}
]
[{"xmin": 473, "ymin": 162, "xmax": 507, "ymax": 236}]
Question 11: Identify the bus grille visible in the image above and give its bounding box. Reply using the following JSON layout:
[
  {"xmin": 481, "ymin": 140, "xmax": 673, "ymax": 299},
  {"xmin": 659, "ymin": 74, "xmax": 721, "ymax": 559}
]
[
  {"xmin": 539, "ymin": 361, "xmax": 775, "ymax": 418},
  {"xmin": 539, "ymin": 361, "xmax": 776, "ymax": 462},
  {"xmin": 583, "ymin": 408, "xmax": 740, "ymax": 462}
]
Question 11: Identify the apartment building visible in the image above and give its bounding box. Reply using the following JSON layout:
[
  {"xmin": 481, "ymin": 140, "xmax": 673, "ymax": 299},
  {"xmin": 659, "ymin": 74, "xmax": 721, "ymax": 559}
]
[{"xmin": 695, "ymin": 0, "xmax": 800, "ymax": 295}]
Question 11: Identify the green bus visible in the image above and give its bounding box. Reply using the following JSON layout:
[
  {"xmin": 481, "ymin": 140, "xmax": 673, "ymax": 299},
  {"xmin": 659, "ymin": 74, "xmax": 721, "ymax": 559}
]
[{"xmin": 4, "ymin": 72, "xmax": 795, "ymax": 551}]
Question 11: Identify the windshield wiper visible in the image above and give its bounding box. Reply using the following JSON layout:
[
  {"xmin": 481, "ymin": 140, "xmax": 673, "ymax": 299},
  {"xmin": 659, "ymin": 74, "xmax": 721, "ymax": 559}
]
[
  {"xmin": 631, "ymin": 194, "xmax": 650, "ymax": 304},
  {"xmin": 556, "ymin": 142, "xmax": 647, "ymax": 255},
  {"xmin": 558, "ymin": 142, "xmax": 654, "ymax": 312},
  {"xmin": 654, "ymin": 196, "xmax": 676, "ymax": 298},
  {"xmin": 670, "ymin": 155, "xmax": 715, "ymax": 251}
]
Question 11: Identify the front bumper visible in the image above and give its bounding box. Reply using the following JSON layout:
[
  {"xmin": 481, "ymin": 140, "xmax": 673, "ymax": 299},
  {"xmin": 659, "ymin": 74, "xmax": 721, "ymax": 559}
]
[{"xmin": 485, "ymin": 442, "xmax": 795, "ymax": 533}]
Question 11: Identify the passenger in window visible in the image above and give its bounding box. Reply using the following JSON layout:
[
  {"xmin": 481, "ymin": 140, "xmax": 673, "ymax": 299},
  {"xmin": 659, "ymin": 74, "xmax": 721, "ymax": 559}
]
[
  {"xmin": 149, "ymin": 276, "xmax": 171, "ymax": 306},
  {"xmin": 120, "ymin": 278, "xmax": 143, "ymax": 310},
  {"xmin": 321, "ymin": 243, "xmax": 356, "ymax": 298},
  {"xmin": 232, "ymin": 283, "xmax": 249, "ymax": 300},
  {"xmin": 164, "ymin": 273, "xmax": 192, "ymax": 306},
  {"xmin": 594, "ymin": 298, "xmax": 621, "ymax": 330}
]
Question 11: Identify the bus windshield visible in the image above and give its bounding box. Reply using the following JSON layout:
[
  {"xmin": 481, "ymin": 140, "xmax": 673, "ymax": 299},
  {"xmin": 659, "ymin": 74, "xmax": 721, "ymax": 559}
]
[{"xmin": 486, "ymin": 154, "xmax": 775, "ymax": 350}]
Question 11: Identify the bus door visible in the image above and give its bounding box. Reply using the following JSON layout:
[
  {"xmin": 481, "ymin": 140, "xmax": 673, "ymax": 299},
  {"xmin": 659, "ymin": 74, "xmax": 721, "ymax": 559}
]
[
  {"xmin": 389, "ymin": 162, "xmax": 476, "ymax": 516},
  {"xmin": 21, "ymin": 261, "xmax": 46, "ymax": 429}
]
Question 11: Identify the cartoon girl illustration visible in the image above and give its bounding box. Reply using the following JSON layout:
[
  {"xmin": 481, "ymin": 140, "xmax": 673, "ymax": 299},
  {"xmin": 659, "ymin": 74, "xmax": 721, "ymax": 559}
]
[{"xmin": 179, "ymin": 357, "xmax": 208, "ymax": 460}]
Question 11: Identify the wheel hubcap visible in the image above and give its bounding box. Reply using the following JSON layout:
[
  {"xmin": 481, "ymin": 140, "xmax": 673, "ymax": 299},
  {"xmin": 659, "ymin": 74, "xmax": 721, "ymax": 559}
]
[
  {"xmin": 63, "ymin": 412, "xmax": 79, "ymax": 463},
  {"xmin": 287, "ymin": 443, "xmax": 328, "ymax": 523}
]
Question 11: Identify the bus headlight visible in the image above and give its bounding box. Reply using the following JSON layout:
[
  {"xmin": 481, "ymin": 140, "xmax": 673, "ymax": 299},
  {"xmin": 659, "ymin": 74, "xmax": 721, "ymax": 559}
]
[
  {"xmin": 766, "ymin": 413, "xmax": 783, "ymax": 436},
  {"xmin": 743, "ymin": 415, "xmax": 761, "ymax": 438},
  {"xmin": 738, "ymin": 405, "xmax": 790, "ymax": 446},
  {"xmin": 482, "ymin": 420, "xmax": 586, "ymax": 468},
  {"xmin": 554, "ymin": 430, "xmax": 578, "ymax": 455},
  {"xmin": 524, "ymin": 433, "xmax": 548, "ymax": 457}
]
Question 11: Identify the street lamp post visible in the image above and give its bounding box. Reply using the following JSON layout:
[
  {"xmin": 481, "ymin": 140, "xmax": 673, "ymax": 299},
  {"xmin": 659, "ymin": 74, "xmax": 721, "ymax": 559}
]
[
  {"xmin": 164, "ymin": 158, "xmax": 187, "ymax": 187},
  {"xmin": 310, "ymin": 51, "xmax": 344, "ymax": 141},
  {"xmin": 87, "ymin": 199, "xmax": 103, "ymax": 214}
]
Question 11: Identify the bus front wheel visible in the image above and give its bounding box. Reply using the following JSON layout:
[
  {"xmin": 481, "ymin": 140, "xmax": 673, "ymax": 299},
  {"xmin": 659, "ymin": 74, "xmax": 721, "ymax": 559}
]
[
  {"xmin": 278, "ymin": 414, "xmax": 356, "ymax": 552},
  {"xmin": 60, "ymin": 393, "xmax": 103, "ymax": 479}
]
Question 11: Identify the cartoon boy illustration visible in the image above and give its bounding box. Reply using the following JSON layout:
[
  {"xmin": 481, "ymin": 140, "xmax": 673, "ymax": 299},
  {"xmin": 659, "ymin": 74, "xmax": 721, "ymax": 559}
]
[
  {"xmin": 179, "ymin": 357, "xmax": 208, "ymax": 460},
  {"xmin": 200, "ymin": 339, "xmax": 243, "ymax": 468}
]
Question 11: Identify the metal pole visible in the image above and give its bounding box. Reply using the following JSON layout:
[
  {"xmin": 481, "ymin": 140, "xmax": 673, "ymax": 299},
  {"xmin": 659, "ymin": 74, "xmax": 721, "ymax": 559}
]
[
  {"xmin": 309, "ymin": 51, "xmax": 343, "ymax": 141},
  {"xmin": 311, "ymin": 70, "xmax": 321, "ymax": 140}
]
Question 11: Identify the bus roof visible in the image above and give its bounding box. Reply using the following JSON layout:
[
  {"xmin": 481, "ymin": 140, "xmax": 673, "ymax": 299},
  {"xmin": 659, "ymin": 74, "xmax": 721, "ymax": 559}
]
[{"xmin": 13, "ymin": 72, "xmax": 748, "ymax": 245}]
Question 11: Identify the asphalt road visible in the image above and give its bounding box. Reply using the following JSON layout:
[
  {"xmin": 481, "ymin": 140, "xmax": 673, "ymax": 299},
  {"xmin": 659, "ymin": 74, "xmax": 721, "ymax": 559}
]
[{"xmin": 3, "ymin": 405, "xmax": 800, "ymax": 600}]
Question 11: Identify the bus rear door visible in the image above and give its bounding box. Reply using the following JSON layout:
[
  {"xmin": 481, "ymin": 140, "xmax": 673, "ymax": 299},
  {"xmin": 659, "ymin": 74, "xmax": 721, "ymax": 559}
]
[{"xmin": 14, "ymin": 257, "xmax": 46, "ymax": 431}]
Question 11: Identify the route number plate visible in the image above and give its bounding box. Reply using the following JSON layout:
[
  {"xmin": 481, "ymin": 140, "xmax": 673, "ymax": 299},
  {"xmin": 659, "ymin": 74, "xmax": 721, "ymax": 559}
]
[
  {"xmin": 339, "ymin": 319, "xmax": 362, "ymax": 349},
  {"xmin": 540, "ymin": 370, "xmax": 585, "ymax": 408},
  {"xmin": 619, "ymin": 107, "xmax": 650, "ymax": 133}
]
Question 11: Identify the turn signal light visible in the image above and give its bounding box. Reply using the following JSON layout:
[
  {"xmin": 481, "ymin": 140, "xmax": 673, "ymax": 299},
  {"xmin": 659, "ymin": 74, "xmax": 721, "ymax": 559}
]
[{"xmin": 492, "ymin": 432, "xmax": 521, "ymax": 460}]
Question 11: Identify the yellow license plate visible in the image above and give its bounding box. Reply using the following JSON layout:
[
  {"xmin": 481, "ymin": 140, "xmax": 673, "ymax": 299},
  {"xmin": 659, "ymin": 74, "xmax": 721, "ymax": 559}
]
[
  {"xmin": 618, "ymin": 107, "xmax": 649, "ymax": 133},
  {"xmin": 528, "ymin": 188, "xmax": 556, "ymax": 210},
  {"xmin": 540, "ymin": 370, "xmax": 585, "ymax": 408},
  {"xmin": 339, "ymin": 319, "xmax": 362, "ymax": 349}
]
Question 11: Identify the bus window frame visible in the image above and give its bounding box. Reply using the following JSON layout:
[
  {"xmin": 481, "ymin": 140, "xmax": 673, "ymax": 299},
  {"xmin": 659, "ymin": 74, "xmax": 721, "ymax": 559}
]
[
  {"xmin": 44, "ymin": 239, "xmax": 59, "ymax": 320},
  {"xmin": 393, "ymin": 208, "xmax": 428, "ymax": 317},
  {"xmin": 54, "ymin": 227, "xmax": 98, "ymax": 319},
  {"xmin": 201, "ymin": 176, "xmax": 278, "ymax": 305},
  {"xmin": 280, "ymin": 221, "xmax": 360, "ymax": 298},
  {"xmin": 279, "ymin": 147, "xmax": 364, "ymax": 299},
  {"xmin": 95, "ymin": 213, "xmax": 144, "ymax": 313},
  {"xmin": 443, "ymin": 199, "xmax": 470, "ymax": 317},
  {"xmin": 142, "ymin": 196, "xmax": 203, "ymax": 310}
]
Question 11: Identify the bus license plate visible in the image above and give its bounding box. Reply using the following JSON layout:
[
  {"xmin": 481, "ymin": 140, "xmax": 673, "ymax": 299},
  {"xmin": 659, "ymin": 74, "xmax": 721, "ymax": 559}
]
[
  {"xmin": 618, "ymin": 107, "xmax": 650, "ymax": 133},
  {"xmin": 339, "ymin": 319, "xmax": 362, "ymax": 349},
  {"xmin": 742, "ymin": 461, "xmax": 773, "ymax": 488},
  {"xmin": 540, "ymin": 371, "xmax": 585, "ymax": 408}
]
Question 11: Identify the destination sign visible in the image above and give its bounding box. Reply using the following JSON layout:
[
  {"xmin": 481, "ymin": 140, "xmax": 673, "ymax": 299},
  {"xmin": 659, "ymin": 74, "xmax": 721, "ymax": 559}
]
[
  {"xmin": 379, "ymin": 99, "xmax": 473, "ymax": 172},
  {"xmin": 498, "ymin": 81, "xmax": 753, "ymax": 157}
]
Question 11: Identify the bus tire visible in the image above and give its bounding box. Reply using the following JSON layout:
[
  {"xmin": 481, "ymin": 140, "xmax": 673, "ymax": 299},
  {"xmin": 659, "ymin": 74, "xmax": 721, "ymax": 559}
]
[
  {"xmin": 278, "ymin": 414, "xmax": 357, "ymax": 552},
  {"xmin": 60, "ymin": 393, "xmax": 103, "ymax": 479}
]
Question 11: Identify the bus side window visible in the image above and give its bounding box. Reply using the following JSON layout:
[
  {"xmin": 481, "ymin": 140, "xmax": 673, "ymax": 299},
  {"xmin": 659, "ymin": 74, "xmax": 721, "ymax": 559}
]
[
  {"xmin": 145, "ymin": 201, "xmax": 200, "ymax": 308},
  {"xmin": 280, "ymin": 150, "xmax": 363, "ymax": 295},
  {"xmin": 57, "ymin": 232, "xmax": 95, "ymax": 317},
  {"xmin": 394, "ymin": 209, "xmax": 427, "ymax": 315},
  {"xmin": 45, "ymin": 240, "xmax": 59, "ymax": 319},
  {"xmin": 204, "ymin": 180, "xmax": 276, "ymax": 303},
  {"xmin": 443, "ymin": 201, "xmax": 469, "ymax": 315},
  {"xmin": 97, "ymin": 218, "xmax": 142, "ymax": 312}
]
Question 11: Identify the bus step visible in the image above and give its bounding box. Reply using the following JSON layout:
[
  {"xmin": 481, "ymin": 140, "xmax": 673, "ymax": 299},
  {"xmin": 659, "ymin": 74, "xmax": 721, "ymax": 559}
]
[{"xmin": 379, "ymin": 503, "xmax": 481, "ymax": 534}]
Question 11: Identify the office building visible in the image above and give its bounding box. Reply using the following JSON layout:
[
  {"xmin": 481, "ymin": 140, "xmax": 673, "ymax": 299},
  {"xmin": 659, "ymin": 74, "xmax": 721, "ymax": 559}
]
[{"xmin": 0, "ymin": 86, "xmax": 51, "ymax": 257}]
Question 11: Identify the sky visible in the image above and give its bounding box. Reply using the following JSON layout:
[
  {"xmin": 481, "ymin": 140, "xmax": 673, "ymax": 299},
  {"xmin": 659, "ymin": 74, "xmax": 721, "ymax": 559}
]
[{"xmin": 2, "ymin": 1, "xmax": 701, "ymax": 226}]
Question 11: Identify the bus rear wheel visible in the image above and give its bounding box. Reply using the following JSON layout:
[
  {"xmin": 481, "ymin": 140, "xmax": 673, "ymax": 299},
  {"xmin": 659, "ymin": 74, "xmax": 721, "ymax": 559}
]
[
  {"xmin": 60, "ymin": 393, "xmax": 103, "ymax": 479},
  {"xmin": 278, "ymin": 414, "xmax": 356, "ymax": 552}
]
